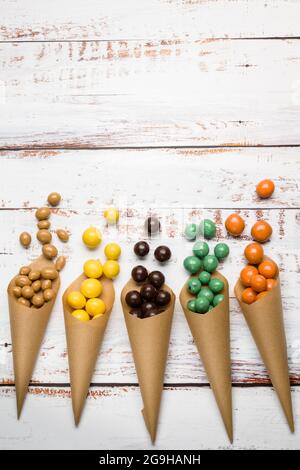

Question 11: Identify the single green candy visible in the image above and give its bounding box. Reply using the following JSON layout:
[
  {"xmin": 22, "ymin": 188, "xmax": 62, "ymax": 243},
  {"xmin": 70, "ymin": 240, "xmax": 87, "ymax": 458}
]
[
  {"xmin": 187, "ymin": 278, "xmax": 202, "ymax": 295},
  {"xmin": 198, "ymin": 287, "xmax": 214, "ymax": 304},
  {"xmin": 199, "ymin": 219, "xmax": 216, "ymax": 240},
  {"xmin": 198, "ymin": 271, "xmax": 211, "ymax": 285},
  {"xmin": 214, "ymin": 243, "xmax": 230, "ymax": 260},
  {"xmin": 203, "ymin": 255, "xmax": 219, "ymax": 273},
  {"xmin": 187, "ymin": 299, "xmax": 197, "ymax": 312},
  {"xmin": 183, "ymin": 256, "xmax": 202, "ymax": 274},
  {"xmin": 208, "ymin": 305, "xmax": 214, "ymax": 311},
  {"xmin": 193, "ymin": 241, "xmax": 209, "ymax": 258},
  {"xmin": 195, "ymin": 296, "xmax": 210, "ymax": 314},
  {"xmin": 184, "ymin": 223, "xmax": 199, "ymax": 241},
  {"xmin": 209, "ymin": 277, "xmax": 224, "ymax": 294},
  {"xmin": 213, "ymin": 294, "xmax": 225, "ymax": 307}
]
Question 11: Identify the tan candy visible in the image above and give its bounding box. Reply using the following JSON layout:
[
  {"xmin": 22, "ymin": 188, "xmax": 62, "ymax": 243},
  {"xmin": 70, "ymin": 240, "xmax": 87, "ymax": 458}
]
[
  {"xmin": 42, "ymin": 244, "xmax": 58, "ymax": 260},
  {"xmin": 41, "ymin": 267, "xmax": 58, "ymax": 280},
  {"xmin": 18, "ymin": 297, "xmax": 31, "ymax": 307},
  {"xmin": 13, "ymin": 286, "xmax": 22, "ymax": 298},
  {"xmin": 19, "ymin": 266, "xmax": 30, "ymax": 276},
  {"xmin": 37, "ymin": 229, "xmax": 52, "ymax": 244},
  {"xmin": 55, "ymin": 256, "xmax": 66, "ymax": 272},
  {"xmin": 47, "ymin": 192, "xmax": 61, "ymax": 207},
  {"xmin": 31, "ymin": 293, "xmax": 44, "ymax": 308},
  {"xmin": 32, "ymin": 280, "xmax": 42, "ymax": 292},
  {"xmin": 15, "ymin": 275, "xmax": 31, "ymax": 288},
  {"xmin": 43, "ymin": 289, "xmax": 54, "ymax": 302},
  {"xmin": 22, "ymin": 286, "xmax": 34, "ymax": 299},
  {"xmin": 56, "ymin": 229, "xmax": 69, "ymax": 242},
  {"xmin": 19, "ymin": 232, "xmax": 31, "ymax": 248},
  {"xmin": 35, "ymin": 207, "xmax": 50, "ymax": 221},
  {"xmin": 37, "ymin": 220, "xmax": 50, "ymax": 230},
  {"xmin": 41, "ymin": 279, "xmax": 52, "ymax": 290},
  {"xmin": 28, "ymin": 270, "xmax": 41, "ymax": 281}
]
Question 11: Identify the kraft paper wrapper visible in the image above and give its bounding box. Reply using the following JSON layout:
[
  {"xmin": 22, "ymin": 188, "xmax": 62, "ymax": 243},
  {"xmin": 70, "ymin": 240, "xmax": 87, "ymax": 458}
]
[
  {"xmin": 180, "ymin": 271, "xmax": 233, "ymax": 443},
  {"xmin": 62, "ymin": 274, "xmax": 114, "ymax": 426},
  {"xmin": 121, "ymin": 279, "xmax": 175, "ymax": 444},
  {"xmin": 7, "ymin": 255, "xmax": 60, "ymax": 418},
  {"xmin": 234, "ymin": 258, "xmax": 294, "ymax": 432}
]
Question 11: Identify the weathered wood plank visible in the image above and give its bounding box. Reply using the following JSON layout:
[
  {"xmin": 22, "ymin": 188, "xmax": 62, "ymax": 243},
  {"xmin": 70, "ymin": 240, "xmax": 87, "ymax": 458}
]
[
  {"xmin": 0, "ymin": 385, "xmax": 299, "ymax": 449},
  {"xmin": 1, "ymin": 39, "xmax": 300, "ymax": 147},
  {"xmin": 1, "ymin": 0, "xmax": 300, "ymax": 41}
]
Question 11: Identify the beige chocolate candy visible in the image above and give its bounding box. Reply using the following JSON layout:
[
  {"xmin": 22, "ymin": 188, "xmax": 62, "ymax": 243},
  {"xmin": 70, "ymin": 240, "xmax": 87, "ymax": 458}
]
[
  {"xmin": 29, "ymin": 270, "xmax": 41, "ymax": 281},
  {"xmin": 22, "ymin": 285, "xmax": 34, "ymax": 299},
  {"xmin": 41, "ymin": 279, "xmax": 52, "ymax": 290},
  {"xmin": 19, "ymin": 266, "xmax": 30, "ymax": 276},
  {"xmin": 55, "ymin": 256, "xmax": 66, "ymax": 272},
  {"xmin": 31, "ymin": 293, "xmax": 44, "ymax": 308},
  {"xmin": 37, "ymin": 229, "xmax": 52, "ymax": 244},
  {"xmin": 35, "ymin": 207, "xmax": 51, "ymax": 221},
  {"xmin": 37, "ymin": 220, "xmax": 50, "ymax": 230},
  {"xmin": 17, "ymin": 297, "xmax": 31, "ymax": 307},
  {"xmin": 43, "ymin": 288, "xmax": 54, "ymax": 302},
  {"xmin": 42, "ymin": 243, "xmax": 58, "ymax": 259},
  {"xmin": 56, "ymin": 229, "xmax": 69, "ymax": 242},
  {"xmin": 47, "ymin": 192, "xmax": 61, "ymax": 207},
  {"xmin": 19, "ymin": 232, "xmax": 31, "ymax": 248},
  {"xmin": 41, "ymin": 267, "xmax": 58, "ymax": 280},
  {"xmin": 13, "ymin": 286, "xmax": 22, "ymax": 298},
  {"xmin": 32, "ymin": 280, "xmax": 42, "ymax": 292},
  {"xmin": 15, "ymin": 275, "xmax": 31, "ymax": 287}
]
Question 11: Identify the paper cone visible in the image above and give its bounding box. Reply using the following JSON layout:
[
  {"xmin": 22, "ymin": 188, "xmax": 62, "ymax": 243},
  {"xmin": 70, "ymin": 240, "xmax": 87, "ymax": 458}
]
[
  {"xmin": 121, "ymin": 279, "xmax": 175, "ymax": 443},
  {"xmin": 7, "ymin": 255, "xmax": 60, "ymax": 418},
  {"xmin": 234, "ymin": 259, "xmax": 294, "ymax": 432},
  {"xmin": 62, "ymin": 274, "xmax": 114, "ymax": 426},
  {"xmin": 180, "ymin": 271, "xmax": 233, "ymax": 442}
]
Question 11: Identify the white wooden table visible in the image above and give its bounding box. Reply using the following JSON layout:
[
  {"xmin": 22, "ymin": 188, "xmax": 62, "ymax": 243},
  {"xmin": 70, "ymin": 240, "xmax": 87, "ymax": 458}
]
[{"xmin": 0, "ymin": 0, "xmax": 299, "ymax": 450}]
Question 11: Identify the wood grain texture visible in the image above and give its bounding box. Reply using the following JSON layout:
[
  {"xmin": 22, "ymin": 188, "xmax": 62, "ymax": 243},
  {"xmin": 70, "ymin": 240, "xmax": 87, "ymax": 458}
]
[
  {"xmin": 1, "ymin": 39, "xmax": 300, "ymax": 148},
  {"xmin": 1, "ymin": 0, "xmax": 300, "ymax": 41}
]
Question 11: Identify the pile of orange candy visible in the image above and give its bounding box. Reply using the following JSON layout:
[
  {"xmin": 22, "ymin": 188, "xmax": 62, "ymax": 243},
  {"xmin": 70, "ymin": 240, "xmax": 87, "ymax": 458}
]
[{"xmin": 240, "ymin": 242, "xmax": 278, "ymax": 304}]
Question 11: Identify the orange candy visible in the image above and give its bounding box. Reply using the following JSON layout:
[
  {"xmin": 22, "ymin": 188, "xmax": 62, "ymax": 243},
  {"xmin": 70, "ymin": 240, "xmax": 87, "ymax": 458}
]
[
  {"xmin": 256, "ymin": 179, "xmax": 275, "ymax": 199},
  {"xmin": 251, "ymin": 274, "xmax": 267, "ymax": 293},
  {"xmin": 251, "ymin": 220, "xmax": 272, "ymax": 243},
  {"xmin": 256, "ymin": 291, "xmax": 268, "ymax": 301},
  {"xmin": 241, "ymin": 287, "xmax": 257, "ymax": 304},
  {"xmin": 266, "ymin": 278, "xmax": 277, "ymax": 291},
  {"xmin": 240, "ymin": 265, "xmax": 258, "ymax": 287},
  {"xmin": 225, "ymin": 213, "xmax": 245, "ymax": 237},
  {"xmin": 244, "ymin": 242, "xmax": 264, "ymax": 265},
  {"xmin": 258, "ymin": 260, "xmax": 278, "ymax": 279}
]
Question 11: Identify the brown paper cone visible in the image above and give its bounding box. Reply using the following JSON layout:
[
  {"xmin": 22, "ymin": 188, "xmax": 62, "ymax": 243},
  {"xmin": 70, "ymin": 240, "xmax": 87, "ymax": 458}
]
[
  {"xmin": 234, "ymin": 259, "xmax": 294, "ymax": 432},
  {"xmin": 180, "ymin": 271, "xmax": 233, "ymax": 443},
  {"xmin": 121, "ymin": 279, "xmax": 175, "ymax": 443},
  {"xmin": 7, "ymin": 255, "xmax": 60, "ymax": 418},
  {"xmin": 62, "ymin": 274, "xmax": 115, "ymax": 426}
]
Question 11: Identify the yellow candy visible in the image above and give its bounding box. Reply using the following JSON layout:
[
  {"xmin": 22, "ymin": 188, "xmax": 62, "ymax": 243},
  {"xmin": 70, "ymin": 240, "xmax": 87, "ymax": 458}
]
[
  {"xmin": 83, "ymin": 259, "xmax": 103, "ymax": 278},
  {"xmin": 104, "ymin": 243, "xmax": 121, "ymax": 260},
  {"xmin": 93, "ymin": 314, "xmax": 104, "ymax": 320},
  {"xmin": 86, "ymin": 298, "xmax": 106, "ymax": 317},
  {"xmin": 82, "ymin": 227, "xmax": 102, "ymax": 249},
  {"xmin": 103, "ymin": 260, "xmax": 120, "ymax": 279},
  {"xmin": 80, "ymin": 278, "xmax": 102, "ymax": 298},
  {"xmin": 72, "ymin": 309, "xmax": 90, "ymax": 322},
  {"xmin": 67, "ymin": 291, "xmax": 86, "ymax": 309},
  {"xmin": 104, "ymin": 207, "xmax": 119, "ymax": 225}
]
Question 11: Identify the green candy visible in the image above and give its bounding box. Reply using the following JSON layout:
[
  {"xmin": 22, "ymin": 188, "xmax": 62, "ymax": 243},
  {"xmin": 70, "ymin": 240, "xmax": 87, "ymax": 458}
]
[
  {"xmin": 184, "ymin": 223, "xmax": 199, "ymax": 241},
  {"xmin": 199, "ymin": 219, "xmax": 216, "ymax": 240},
  {"xmin": 209, "ymin": 277, "xmax": 224, "ymax": 294},
  {"xmin": 208, "ymin": 305, "xmax": 214, "ymax": 311},
  {"xmin": 193, "ymin": 241, "xmax": 209, "ymax": 258},
  {"xmin": 213, "ymin": 294, "xmax": 225, "ymax": 307},
  {"xmin": 195, "ymin": 296, "xmax": 210, "ymax": 314},
  {"xmin": 187, "ymin": 278, "xmax": 202, "ymax": 295},
  {"xmin": 183, "ymin": 256, "xmax": 202, "ymax": 274},
  {"xmin": 214, "ymin": 243, "xmax": 230, "ymax": 260},
  {"xmin": 198, "ymin": 287, "xmax": 214, "ymax": 304},
  {"xmin": 203, "ymin": 255, "xmax": 219, "ymax": 273},
  {"xmin": 198, "ymin": 271, "xmax": 211, "ymax": 285},
  {"xmin": 187, "ymin": 299, "xmax": 197, "ymax": 312}
]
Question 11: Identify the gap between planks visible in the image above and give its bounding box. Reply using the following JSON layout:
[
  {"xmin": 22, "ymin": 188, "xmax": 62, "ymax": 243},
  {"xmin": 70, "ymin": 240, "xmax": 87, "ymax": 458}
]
[{"xmin": 1, "ymin": 382, "xmax": 299, "ymax": 388}]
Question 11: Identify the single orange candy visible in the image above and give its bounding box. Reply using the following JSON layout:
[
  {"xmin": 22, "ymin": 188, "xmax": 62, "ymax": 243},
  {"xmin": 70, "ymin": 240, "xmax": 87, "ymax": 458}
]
[
  {"xmin": 225, "ymin": 213, "xmax": 245, "ymax": 236},
  {"xmin": 244, "ymin": 242, "xmax": 264, "ymax": 265},
  {"xmin": 256, "ymin": 179, "xmax": 275, "ymax": 199},
  {"xmin": 251, "ymin": 220, "xmax": 272, "ymax": 243},
  {"xmin": 258, "ymin": 260, "xmax": 278, "ymax": 279},
  {"xmin": 266, "ymin": 278, "xmax": 277, "ymax": 291},
  {"xmin": 251, "ymin": 274, "xmax": 267, "ymax": 293},
  {"xmin": 241, "ymin": 287, "xmax": 257, "ymax": 304},
  {"xmin": 256, "ymin": 291, "xmax": 268, "ymax": 301},
  {"xmin": 240, "ymin": 265, "xmax": 258, "ymax": 287}
]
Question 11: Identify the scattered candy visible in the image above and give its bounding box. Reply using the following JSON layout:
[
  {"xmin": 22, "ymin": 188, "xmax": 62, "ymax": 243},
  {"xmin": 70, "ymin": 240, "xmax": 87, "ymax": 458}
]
[
  {"xmin": 47, "ymin": 192, "xmax": 61, "ymax": 207},
  {"xmin": 37, "ymin": 220, "xmax": 50, "ymax": 230},
  {"xmin": 203, "ymin": 254, "xmax": 218, "ymax": 273},
  {"xmin": 154, "ymin": 245, "xmax": 171, "ymax": 262},
  {"xmin": 19, "ymin": 232, "xmax": 31, "ymax": 248},
  {"xmin": 35, "ymin": 207, "xmax": 51, "ymax": 221},
  {"xmin": 131, "ymin": 265, "xmax": 148, "ymax": 283},
  {"xmin": 104, "ymin": 207, "xmax": 119, "ymax": 225},
  {"xmin": 256, "ymin": 179, "xmax": 275, "ymax": 199},
  {"xmin": 214, "ymin": 243, "xmax": 229, "ymax": 260},
  {"xmin": 83, "ymin": 259, "xmax": 103, "ymax": 279},
  {"xmin": 193, "ymin": 241, "xmax": 209, "ymax": 258},
  {"xmin": 37, "ymin": 229, "xmax": 52, "ymax": 244},
  {"xmin": 199, "ymin": 219, "xmax": 216, "ymax": 240},
  {"xmin": 244, "ymin": 242, "xmax": 264, "ymax": 265},
  {"xmin": 103, "ymin": 260, "xmax": 120, "ymax": 279},
  {"xmin": 183, "ymin": 256, "xmax": 202, "ymax": 274},
  {"xmin": 225, "ymin": 213, "xmax": 245, "ymax": 237},
  {"xmin": 56, "ymin": 229, "xmax": 69, "ymax": 242},
  {"xmin": 145, "ymin": 216, "xmax": 161, "ymax": 236},
  {"xmin": 104, "ymin": 243, "xmax": 121, "ymax": 260},
  {"xmin": 80, "ymin": 278, "xmax": 102, "ymax": 298},
  {"xmin": 82, "ymin": 227, "xmax": 102, "ymax": 249},
  {"xmin": 251, "ymin": 220, "xmax": 272, "ymax": 243},
  {"xmin": 184, "ymin": 223, "xmax": 199, "ymax": 241},
  {"xmin": 134, "ymin": 241, "xmax": 150, "ymax": 257}
]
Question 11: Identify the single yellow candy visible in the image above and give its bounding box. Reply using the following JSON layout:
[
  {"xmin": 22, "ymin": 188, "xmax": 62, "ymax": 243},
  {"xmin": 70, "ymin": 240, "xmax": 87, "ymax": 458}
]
[
  {"xmin": 83, "ymin": 259, "xmax": 103, "ymax": 278},
  {"xmin": 104, "ymin": 243, "xmax": 121, "ymax": 260},
  {"xmin": 72, "ymin": 309, "xmax": 90, "ymax": 322},
  {"xmin": 80, "ymin": 278, "xmax": 102, "ymax": 298},
  {"xmin": 93, "ymin": 314, "xmax": 104, "ymax": 320},
  {"xmin": 82, "ymin": 227, "xmax": 102, "ymax": 249},
  {"xmin": 103, "ymin": 260, "xmax": 120, "ymax": 279},
  {"xmin": 86, "ymin": 298, "xmax": 106, "ymax": 317},
  {"xmin": 104, "ymin": 207, "xmax": 119, "ymax": 225},
  {"xmin": 67, "ymin": 291, "xmax": 86, "ymax": 309}
]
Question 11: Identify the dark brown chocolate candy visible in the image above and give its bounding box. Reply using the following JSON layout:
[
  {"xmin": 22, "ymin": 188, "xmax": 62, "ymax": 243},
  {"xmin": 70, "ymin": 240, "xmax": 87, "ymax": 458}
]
[
  {"xmin": 156, "ymin": 289, "xmax": 171, "ymax": 307},
  {"xmin": 134, "ymin": 241, "xmax": 150, "ymax": 257},
  {"xmin": 129, "ymin": 308, "xmax": 142, "ymax": 317},
  {"xmin": 131, "ymin": 265, "xmax": 148, "ymax": 283},
  {"xmin": 140, "ymin": 283, "xmax": 157, "ymax": 301},
  {"xmin": 125, "ymin": 290, "xmax": 142, "ymax": 308},
  {"xmin": 141, "ymin": 302, "xmax": 158, "ymax": 317},
  {"xmin": 145, "ymin": 216, "xmax": 160, "ymax": 236},
  {"xmin": 154, "ymin": 245, "xmax": 171, "ymax": 262},
  {"xmin": 148, "ymin": 270, "xmax": 165, "ymax": 289}
]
